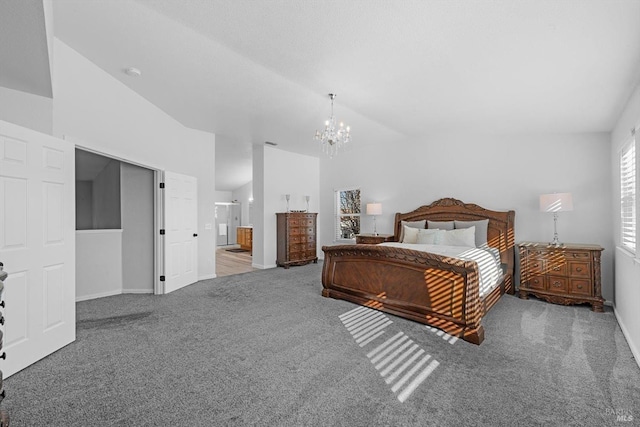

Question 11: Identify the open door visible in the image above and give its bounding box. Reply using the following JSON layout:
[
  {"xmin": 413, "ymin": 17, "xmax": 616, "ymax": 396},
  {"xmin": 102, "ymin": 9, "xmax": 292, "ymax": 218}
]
[
  {"xmin": 0, "ymin": 120, "xmax": 75, "ymax": 377},
  {"xmin": 162, "ymin": 171, "xmax": 198, "ymax": 294}
]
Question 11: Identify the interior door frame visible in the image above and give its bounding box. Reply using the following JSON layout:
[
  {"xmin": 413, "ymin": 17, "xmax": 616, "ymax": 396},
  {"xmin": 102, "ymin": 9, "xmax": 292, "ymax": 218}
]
[{"xmin": 71, "ymin": 143, "xmax": 164, "ymax": 295}]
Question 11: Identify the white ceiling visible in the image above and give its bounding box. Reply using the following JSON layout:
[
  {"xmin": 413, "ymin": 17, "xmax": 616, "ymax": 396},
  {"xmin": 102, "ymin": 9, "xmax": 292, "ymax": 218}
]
[
  {"xmin": 0, "ymin": 0, "xmax": 52, "ymax": 97},
  {"xmin": 8, "ymin": 1, "xmax": 640, "ymax": 190}
]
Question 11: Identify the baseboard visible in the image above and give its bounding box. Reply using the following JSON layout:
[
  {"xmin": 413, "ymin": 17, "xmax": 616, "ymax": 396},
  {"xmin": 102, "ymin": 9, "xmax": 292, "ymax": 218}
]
[
  {"xmin": 198, "ymin": 274, "xmax": 216, "ymax": 281},
  {"xmin": 76, "ymin": 289, "xmax": 121, "ymax": 302},
  {"xmin": 123, "ymin": 289, "xmax": 153, "ymax": 294},
  {"xmin": 252, "ymin": 263, "xmax": 277, "ymax": 269},
  {"xmin": 613, "ymin": 304, "xmax": 640, "ymax": 370}
]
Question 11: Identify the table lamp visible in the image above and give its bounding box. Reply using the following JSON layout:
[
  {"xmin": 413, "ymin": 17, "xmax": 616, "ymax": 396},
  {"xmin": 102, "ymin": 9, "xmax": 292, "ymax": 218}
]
[
  {"xmin": 366, "ymin": 203, "xmax": 382, "ymax": 236},
  {"xmin": 539, "ymin": 193, "xmax": 573, "ymax": 246}
]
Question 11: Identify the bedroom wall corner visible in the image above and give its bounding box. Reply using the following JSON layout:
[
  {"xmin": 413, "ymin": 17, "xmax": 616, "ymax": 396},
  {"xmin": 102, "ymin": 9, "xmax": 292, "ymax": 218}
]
[
  {"xmin": 252, "ymin": 145, "xmax": 320, "ymax": 269},
  {"xmin": 51, "ymin": 38, "xmax": 216, "ymax": 282},
  {"xmin": 319, "ymin": 131, "xmax": 614, "ymax": 300},
  {"xmin": 610, "ymin": 81, "xmax": 640, "ymax": 366}
]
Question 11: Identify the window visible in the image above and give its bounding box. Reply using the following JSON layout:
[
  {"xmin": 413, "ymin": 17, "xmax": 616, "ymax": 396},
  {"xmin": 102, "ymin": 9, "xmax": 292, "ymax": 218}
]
[
  {"xmin": 335, "ymin": 188, "xmax": 361, "ymax": 240},
  {"xmin": 620, "ymin": 137, "xmax": 636, "ymax": 252}
]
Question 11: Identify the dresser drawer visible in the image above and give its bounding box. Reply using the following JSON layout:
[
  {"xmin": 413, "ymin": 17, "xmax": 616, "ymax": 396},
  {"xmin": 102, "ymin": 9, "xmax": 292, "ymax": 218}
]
[
  {"xmin": 547, "ymin": 263, "xmax": 566, "ymax": 275},
  {"xmin": 568, "ymin": 261, "xmax": 590, "ymax": 278},
  {"xmin": 570, "ymin": 279, "xmax": 591, "ymax": 296},
  {"xmin": 528, "ymin": 275, "xmax": 545, "ymax": 290},
  {"xmin": 287, "ymin": 218, "xmax": 301, "ymax": 227},
  {"xmin": 528, "ymin": 259, "xmax": 546, "ymax": 274},
  {"xmin": 566, "ymin": 251, "xmax": 590, "ymax": 260},
  {"xmin": 548, "ymin": 276, "xmax": 568, "ymax": 293}
]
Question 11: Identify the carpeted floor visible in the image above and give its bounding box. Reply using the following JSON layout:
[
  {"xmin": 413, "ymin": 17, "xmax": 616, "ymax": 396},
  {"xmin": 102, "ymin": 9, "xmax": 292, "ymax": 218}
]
[{"xmin": 5, "ymin": 264, "xmax": 639, "ymax": 426}]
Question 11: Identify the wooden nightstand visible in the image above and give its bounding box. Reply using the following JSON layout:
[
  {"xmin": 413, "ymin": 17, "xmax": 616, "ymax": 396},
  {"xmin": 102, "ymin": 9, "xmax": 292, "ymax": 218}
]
[
  {"xmin": 355, "ymin": 233, "xmax": 395, "ymax": 244},
  {"xmin": 517, "ymin": 242, "xmax": 604, "ymax": 312}
]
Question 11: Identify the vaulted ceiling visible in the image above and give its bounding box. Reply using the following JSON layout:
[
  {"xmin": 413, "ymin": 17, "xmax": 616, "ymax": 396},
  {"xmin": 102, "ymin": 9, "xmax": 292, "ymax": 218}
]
[{"xmin": 3, "ymin": 1, "xmax": 640, "ymax": 190}]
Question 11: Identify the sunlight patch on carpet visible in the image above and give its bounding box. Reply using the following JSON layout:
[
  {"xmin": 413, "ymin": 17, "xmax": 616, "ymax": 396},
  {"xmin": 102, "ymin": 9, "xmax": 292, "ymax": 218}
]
[
  {"xmin": 425, "ymin": 325, "xmax": 459, "ymax": 344},
  {"xmin": 339, "ymin": 306, "xmax": 440, "ymax": 403}
]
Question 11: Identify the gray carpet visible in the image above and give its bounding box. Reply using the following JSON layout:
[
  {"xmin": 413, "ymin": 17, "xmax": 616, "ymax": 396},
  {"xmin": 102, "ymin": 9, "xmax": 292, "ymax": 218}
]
[{"xmin": 5, "ymin": 264, "xmax": 639, "ymax": 426}]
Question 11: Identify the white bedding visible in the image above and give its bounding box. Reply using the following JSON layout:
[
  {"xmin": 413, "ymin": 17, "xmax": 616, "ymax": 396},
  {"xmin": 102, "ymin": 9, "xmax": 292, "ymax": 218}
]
[{"xmin": 378, "ymin": 242, "xmax": 502, "ymax": 298}]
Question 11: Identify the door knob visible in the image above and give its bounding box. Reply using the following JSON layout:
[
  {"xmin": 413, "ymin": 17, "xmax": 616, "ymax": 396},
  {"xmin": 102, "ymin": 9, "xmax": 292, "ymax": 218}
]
[{"xmin": 193, "ymin": 233, "xmax": 198, "ymax": 237}]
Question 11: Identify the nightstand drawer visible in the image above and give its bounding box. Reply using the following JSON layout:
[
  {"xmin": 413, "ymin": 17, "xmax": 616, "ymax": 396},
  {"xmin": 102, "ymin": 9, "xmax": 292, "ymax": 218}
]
[
  {"xmin": 570, "ymin": 279, "xmax": 591, "ymax": 296},
  {"xmin": 548, "ymin": 276, "xmax": 568, "ymax": 293},
  {"xmin": 568, "ymin": 261, "xmax": 590, "ymax": 278},
  {"xmin": 355, "ymin": 234, "xmax": 394, "ymax": 244}
]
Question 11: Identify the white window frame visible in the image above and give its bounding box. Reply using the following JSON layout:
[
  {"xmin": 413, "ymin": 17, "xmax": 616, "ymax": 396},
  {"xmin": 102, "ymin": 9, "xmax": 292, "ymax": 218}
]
[
  {"xmin": 620, "ymin": 134, "xmax": 636, "ymax": 254},
  {"xmin": 334, "ymin": 187, "xmax": 361, "ymax": 243}
]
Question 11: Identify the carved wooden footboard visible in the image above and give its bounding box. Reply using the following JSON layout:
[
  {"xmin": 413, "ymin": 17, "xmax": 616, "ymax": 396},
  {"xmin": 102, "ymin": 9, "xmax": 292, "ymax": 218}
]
[
  {"xmin": 322, "ymin": 244, "xmax": 487, "ymax": 344},
  {"xmin": 321, "ymin": 198, "xmax": 515, "ymax": 345}
]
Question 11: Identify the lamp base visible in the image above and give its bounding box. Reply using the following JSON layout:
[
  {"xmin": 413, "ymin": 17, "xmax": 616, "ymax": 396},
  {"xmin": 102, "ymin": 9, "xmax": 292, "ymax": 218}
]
[{"xmin": 549, "ymin": 212, "xmax": 563, "ymax": 247}]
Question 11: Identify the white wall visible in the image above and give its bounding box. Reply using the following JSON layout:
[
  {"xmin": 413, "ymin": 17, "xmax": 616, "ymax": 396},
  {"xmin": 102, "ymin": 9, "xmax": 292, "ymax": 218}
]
[
  {"xmin": 319, "ymin": 132, "xmax": 613, "ymax": 299},
  {"xmin": 252, "ymin": 145, "xmax": 320, "ymax": 269},
  {"xmin": 610, "ymin": 82, "xmax": 640, "ymax": 363},
  {"xmin": 76, "ymin": 230, "xmax": 122, "ymax": 301},
  {"xmin": 0, "ymin": 86, "xmax": 52, "ymax": 135},
  {"xmin": 51, "ymin": 39, "xmax": 216, "ymax": 281},
  {"xmin": 121, "ymin": 162, "xmax": 155, "ymax": 293},
  {"xmin": 92, "ymin": 159, "xmax": 121, "ymax": 229},
  {"xmin": 75, "ymin": 180, "xmax": 93, "ymax": 230},
  {"xmin": 214, "ymin": 190, "xmax": 232, "ymax": 202}
]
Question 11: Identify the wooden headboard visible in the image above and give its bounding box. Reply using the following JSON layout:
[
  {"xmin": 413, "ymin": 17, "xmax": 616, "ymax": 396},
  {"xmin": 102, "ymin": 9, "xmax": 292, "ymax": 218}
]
[{"xmin": 393, "ymin": 198, "xmax": 516, "ymax": 279}]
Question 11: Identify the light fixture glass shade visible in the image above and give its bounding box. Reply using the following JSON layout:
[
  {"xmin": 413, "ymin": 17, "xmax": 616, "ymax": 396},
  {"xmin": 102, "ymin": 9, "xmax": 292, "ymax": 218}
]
[
  {"xmin": 539, "ymin": 193, "xmax": 573, "ymax": 213},
  {"xmin": 366, "ymin": 203, "xmax": 382, "ymax": 215}
]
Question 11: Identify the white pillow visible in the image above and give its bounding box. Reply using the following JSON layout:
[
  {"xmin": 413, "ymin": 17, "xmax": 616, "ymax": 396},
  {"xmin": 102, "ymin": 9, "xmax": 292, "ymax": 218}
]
[
  {"xmin": 402, "ymin": 225, "xmax": 420, "ymax": 243},
  {"xmin": 437, "ymin": 226, "xmax": 476, "ymax": 247},
  {"xmin": 416, "ymin": 228, "xmax": 442, "ymax": 244},
  {"xmin": 398, "ymin": 220, "xmax": 426, "ymax": 242}
]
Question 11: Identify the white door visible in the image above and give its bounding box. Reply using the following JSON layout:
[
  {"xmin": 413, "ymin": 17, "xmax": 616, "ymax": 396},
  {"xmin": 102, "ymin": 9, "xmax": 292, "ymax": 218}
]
[
  {"xmin": 0, "ymin": 120, "xmax": 75, "ymax": 377},
  {"xmin": 163, "ymin": 171, "xmax": 198, "ymax": 293}
]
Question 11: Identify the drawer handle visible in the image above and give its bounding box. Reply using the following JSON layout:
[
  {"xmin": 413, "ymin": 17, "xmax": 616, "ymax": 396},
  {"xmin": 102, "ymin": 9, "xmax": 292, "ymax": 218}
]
[
  {"xmin": 533, "ymin": 279, "xmax": 539, "ymax": 284},
  {"xmin": 553, "ymin": 281, "xmax": 562, "ymax": 288},
  {"xmin": 576, "ymin": 267, "xmax": 583, "ymax": 272},
  {"xmin": 572, "ymin": 253, "xmax": 579, "ymax": 258},
  {"xmin": 533, "ymin": 263, "xmax": 539, "ymax": 268},
  {"xmin": 577, "ymin": 284, "xmax": 583, "ymax": 289},
  {"xmin": 552, "ymin": 266, "xmax": 560, "ymax": 271}
]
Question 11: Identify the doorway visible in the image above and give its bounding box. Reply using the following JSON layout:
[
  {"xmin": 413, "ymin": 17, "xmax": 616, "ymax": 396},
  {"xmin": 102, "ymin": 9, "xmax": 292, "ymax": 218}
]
[
  {"xmin": 75, "ymin": 148, "xmax": 155, "ymax": 299},
  {"xmin": 215, "ymin": 202, "xmax": 241, "ymax": 246}
]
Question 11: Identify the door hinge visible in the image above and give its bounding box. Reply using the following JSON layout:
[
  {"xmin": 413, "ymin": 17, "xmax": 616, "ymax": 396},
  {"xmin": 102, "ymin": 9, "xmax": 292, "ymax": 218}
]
[
  {"xmin": 160, "ymin": 229, "xmax": 165, "ymax": 235},
  {"xmin": 159, "ymin": 182, "xmax": 165, "ymax": 189},
  {"xmin": 160, "ymin": 276, "xmax": 165, "ymax": 282}
]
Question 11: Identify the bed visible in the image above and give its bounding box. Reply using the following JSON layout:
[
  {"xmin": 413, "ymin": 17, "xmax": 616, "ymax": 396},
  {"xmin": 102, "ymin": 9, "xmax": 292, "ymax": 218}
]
[{"xmin": 321, "ymin": 198, "xmax": 515, "ymax": 344}]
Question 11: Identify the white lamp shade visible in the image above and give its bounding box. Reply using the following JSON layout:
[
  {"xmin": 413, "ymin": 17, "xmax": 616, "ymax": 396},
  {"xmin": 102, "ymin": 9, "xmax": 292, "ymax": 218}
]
[
  {"xmin": 366, "ymin": 203, "xmax": 382, "ymax": 216},
  {"xmin": 539, "ymin": 193, "xmax": 573, "ymax": 212}
]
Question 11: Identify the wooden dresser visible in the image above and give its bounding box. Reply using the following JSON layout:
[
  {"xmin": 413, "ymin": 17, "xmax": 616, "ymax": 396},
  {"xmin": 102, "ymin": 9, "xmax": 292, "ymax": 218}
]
[
  {"xmin": 236, "ymin": 226, "xmax": 253, "ymax": 253},
  {"xmin": 276, "ymin": 212, "xmax": 318, "ymax": 268},
  {"xmin": 517, "ymin": 242, "xmax": 604, "ymax": 312}
]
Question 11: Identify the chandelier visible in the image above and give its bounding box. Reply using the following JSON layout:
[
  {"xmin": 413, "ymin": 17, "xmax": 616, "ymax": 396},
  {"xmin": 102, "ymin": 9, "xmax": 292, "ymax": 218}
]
[{"xmin": 314, "ymin": 93, "xmax": 351, "ymax": 157}]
